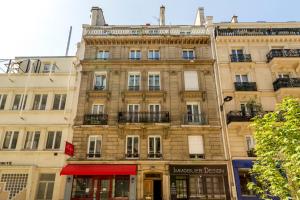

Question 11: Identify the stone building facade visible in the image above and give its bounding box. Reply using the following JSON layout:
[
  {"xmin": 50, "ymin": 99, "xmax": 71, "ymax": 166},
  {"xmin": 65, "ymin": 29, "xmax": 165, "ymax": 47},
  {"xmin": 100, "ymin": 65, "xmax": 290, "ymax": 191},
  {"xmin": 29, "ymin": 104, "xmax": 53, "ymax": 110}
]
[
  {"xmin": 61, "ymin": 7, "xmax": 232, "ymax": 200},
  {"xmin": 0, "ymin": 56, "xmax": 79, "ymax": 199}
]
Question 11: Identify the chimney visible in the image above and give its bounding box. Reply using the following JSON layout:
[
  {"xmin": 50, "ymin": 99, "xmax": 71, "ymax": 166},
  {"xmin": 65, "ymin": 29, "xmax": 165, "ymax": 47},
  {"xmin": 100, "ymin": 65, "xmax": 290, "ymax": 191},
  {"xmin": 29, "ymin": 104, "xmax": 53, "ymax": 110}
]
[
  {"xmin": 195, "ymin": 7, "xmax": 205, "ymax": 26},
  {"xmin": 90, "ymin": 7, "xmax": 106, "ymax": 26},
  {"xmin": 159, "ymin": 5, "xmax": 165, "ymax": 26},
  {"xmin": 231, "ymin": 15, "xmax": 238, "ymax": 23}
]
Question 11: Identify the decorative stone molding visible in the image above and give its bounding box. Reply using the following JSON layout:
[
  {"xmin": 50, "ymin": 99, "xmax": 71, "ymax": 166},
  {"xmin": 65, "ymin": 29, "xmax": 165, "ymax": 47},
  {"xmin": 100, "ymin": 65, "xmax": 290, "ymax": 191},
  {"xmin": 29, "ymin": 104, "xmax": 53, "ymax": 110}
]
[{"xmin": 179, "ymin": 91, "xmax": 206, "ymax": 102}]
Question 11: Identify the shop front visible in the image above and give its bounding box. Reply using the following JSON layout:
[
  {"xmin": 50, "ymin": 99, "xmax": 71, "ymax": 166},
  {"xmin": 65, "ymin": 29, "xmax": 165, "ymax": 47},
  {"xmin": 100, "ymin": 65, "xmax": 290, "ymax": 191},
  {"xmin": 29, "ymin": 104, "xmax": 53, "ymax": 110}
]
[
  {"xmin": 61, "ymin": 164, "xmax": 137, "ymax": 200},
  {"xmin": 169, "ymin": 165, "xmax": 230, "ymax": 200}
]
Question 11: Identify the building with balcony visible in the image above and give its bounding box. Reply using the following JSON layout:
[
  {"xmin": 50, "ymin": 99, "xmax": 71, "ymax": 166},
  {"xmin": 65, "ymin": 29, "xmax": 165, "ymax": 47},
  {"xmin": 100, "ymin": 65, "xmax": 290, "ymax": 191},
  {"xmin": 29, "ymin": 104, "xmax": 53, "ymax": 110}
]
[
  {"xmin": 213, "ymin": 16, "xmax": 300, "ymax": 200},
  {"xmin": 61, "ymin": 6, "xmax": 231, "ymax": 200},
  {"xmin": 0, "ymin": 57, "xmax": 79, "ymax": 200}
]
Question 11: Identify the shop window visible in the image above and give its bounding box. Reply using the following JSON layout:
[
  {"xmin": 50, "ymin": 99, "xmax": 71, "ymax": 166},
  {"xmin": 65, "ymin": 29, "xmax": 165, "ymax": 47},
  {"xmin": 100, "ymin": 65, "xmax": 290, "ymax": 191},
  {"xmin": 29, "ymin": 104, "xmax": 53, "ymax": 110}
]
[
  {"xmin": 0, "ymin": 173, "xmax": 28, "ymax": 200},
  {"xmin": 126, "ymin": 135, "xmax": 139, "ymax": 158},
  {"xmin": 0, "ymin": 94, "xmax": 7, "ymax": 110},
  {"xmin": 12, "ymin": 94, "xmax": 27, "ymax": 110},
  {"xmin": 24, "ymin": 131, "xmax": 40, "ymax": 150},
  {"xmin": 115, "ymin": 176, "xmax": 130, "ymax": 197},
  {"xmin": 189, "ymin": 175, "xmax": 204, "ymax": 198},
  {"xmin": 238, "ymin": 169, "xmax": 255, "ymax": 196},
  {"xmin": 2, "ymin": 131, "xmax": 19, "ymax": 150},
  {"xmin": 45, "ymin": 131, "xmax": 62, "ymax": 150},
  {"xmin": 184, "ymin": 71, "xmax": 199, "ymax": 90},
  {"xmin": 52, "ymin": 94, "xmax": 66, "ymax": 110},
  {"xmin": 176, "ymin": 176, "xmax": 188, "ymax": 199},
  {"xmin": 87, "ymin": 135, "xmax": 101, "ymax": 158},
  {"xmin": 206, "ymin": 176, "xmax": 225, "ymax": 197},
  {"xmin": 72, "ymin": 177, "xmax": 93, "ymax": 198},
  {"xmin": 36, "ymin": 174, "xmax": 56, "ymax": 200},
  {"xmin": 32, "ymin": 94, "xmax": 48, "ymax": 110},
  {"xmin": 188, "ymin": 136, "xmax": 204, "ymax": 159}
]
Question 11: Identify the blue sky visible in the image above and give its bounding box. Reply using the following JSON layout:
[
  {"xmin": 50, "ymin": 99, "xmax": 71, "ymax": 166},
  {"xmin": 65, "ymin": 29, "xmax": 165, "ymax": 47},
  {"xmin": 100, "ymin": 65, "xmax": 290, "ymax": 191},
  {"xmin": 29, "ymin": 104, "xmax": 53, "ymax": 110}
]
[{"xmin": 0, "ymin": 0, "xmax": 299, "ymax": 58}]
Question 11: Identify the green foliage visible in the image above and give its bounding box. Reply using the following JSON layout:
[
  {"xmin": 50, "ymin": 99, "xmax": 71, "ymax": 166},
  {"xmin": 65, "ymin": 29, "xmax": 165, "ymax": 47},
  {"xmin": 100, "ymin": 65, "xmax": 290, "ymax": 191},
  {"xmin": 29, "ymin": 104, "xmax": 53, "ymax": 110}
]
[{"xmin": 248, "ymin": 97, "xmax": 300, "ymax": 200}]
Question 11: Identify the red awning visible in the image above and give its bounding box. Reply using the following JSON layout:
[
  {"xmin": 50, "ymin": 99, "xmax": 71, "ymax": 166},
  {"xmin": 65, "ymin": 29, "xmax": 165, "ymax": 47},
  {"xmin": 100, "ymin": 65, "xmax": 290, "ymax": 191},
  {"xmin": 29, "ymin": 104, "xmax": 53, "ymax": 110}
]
[{"xmin": 60, "ymin": 164, "xmax": 137, "ymax": 176}]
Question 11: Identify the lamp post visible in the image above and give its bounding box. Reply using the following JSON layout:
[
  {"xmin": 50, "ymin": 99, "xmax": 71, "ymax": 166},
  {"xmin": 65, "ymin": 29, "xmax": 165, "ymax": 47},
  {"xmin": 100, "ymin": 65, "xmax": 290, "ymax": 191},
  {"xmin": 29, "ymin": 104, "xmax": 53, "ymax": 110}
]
[{"xmin": 220, "ymin": 96, "xmax": 233, "ymax": 111}]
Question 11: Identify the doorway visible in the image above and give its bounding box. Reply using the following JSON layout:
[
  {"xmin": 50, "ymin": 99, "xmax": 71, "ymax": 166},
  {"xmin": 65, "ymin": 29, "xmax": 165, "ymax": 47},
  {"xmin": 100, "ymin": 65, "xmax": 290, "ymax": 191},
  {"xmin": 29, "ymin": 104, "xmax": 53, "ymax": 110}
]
[
  {"xmin": 144, "ymin": 173, "xmax": 162, "ymax": 200},
  {"xmin": 153, "ymin": 180, "xmax": 162, "ymax": 200}
]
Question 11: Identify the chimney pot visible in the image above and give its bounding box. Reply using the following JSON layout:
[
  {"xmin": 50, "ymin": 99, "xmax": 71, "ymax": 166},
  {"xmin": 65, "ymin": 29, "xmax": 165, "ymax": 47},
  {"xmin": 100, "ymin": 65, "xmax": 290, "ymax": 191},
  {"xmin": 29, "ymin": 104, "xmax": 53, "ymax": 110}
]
[
  {"xmin": 90, "ymin": 6, "xmax": 106, "ymax": 26},
  {"xmin": 231, "ymin": 15, "xmax": 238, "ymax": 23},
  {"xmin": 159, "ymin": 5, "xmax": 165, "ymax": 26}
]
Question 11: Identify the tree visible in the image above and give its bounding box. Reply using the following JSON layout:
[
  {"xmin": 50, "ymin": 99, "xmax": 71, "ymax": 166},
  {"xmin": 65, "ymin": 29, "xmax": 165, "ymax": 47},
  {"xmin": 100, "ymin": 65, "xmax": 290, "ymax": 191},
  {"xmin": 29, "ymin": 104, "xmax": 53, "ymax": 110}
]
[{"xmin": 248, "ymin": 97, "xmax": 300, "ymax": 200}]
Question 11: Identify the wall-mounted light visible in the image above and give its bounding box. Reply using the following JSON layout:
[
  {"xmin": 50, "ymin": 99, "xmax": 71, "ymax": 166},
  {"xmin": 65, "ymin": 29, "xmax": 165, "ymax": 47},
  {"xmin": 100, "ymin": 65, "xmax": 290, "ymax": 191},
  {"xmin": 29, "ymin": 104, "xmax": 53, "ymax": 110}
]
[{"xmin": 220, "ymin": 96, "xmax": 233, "ymax": 111}]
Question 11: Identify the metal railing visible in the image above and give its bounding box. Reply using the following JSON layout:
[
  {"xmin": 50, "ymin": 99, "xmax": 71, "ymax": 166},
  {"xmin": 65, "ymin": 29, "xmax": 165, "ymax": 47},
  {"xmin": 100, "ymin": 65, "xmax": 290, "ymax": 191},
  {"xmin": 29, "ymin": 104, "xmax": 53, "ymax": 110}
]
[
  {"xmin": 247, "ymin": 149, "xmax": 256, "ymax": 157},
  {"xmin": 87, "ymin": 153, "xmax": 101, "ymax": 158},
  {"xmin": 230, "ymin": 54, "xmax": 252, "ymax": 62},
  {"xmin": 84, "ymin": 114, "xmax": 108, "ymax": 125},
  {"xmin": 234, "ymin": 82, "xmax": 257, "ymax": 91},
  {"xmin": 118, "ymin": 112, "xmax": 170, "ymax": 123},
  {"xmin": 94, "ymin": 85, "xmax": 106, "ymax": 91},
  {"xmin": 148, "ymin": 153, "xmax": 162, "ymax": 159},
  {"xmin": 273, "ymin": 78, "xmax": 300, "ymax": 91},
  {"xmin": 148, "ymin": 86, "xmax": 160, "ymax": 91},
  {"xmin": 125, "ymin": 153, "xmax": 139, "ymax": 159},
  {"xmin": 128, "ymin": 86, "xmax": 140, "ymax": 91},
  {"xmin": 189, "ymin": 154, "xmax": 205, "ymax": 159},
  {"xmin": 183, "ymin": 113, "xmax": 208, "ymax": 125},
  {"xmin": 267, "ymin": 49, "xmax": 300, "ymax": 62},
  {"xmin": 215, "ymin": 28, "xmax": 300, "ymax": 37},
  {"xmin": 226, "ymin": 111, "xmax": 268, "ymax": 124}
]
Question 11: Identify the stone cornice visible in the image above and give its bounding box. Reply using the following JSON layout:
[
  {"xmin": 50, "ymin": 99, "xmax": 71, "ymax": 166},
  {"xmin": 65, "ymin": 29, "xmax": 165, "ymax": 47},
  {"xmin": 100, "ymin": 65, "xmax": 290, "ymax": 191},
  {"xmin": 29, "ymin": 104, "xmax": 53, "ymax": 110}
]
[{"xmin": 216, "ymin": 35, "xmax": 300, "ymax": 43}]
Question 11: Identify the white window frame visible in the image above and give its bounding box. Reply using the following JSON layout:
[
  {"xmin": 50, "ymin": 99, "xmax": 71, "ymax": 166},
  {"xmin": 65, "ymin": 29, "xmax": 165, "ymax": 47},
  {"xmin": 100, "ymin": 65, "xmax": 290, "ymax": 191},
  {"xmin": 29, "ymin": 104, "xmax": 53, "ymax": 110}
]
[
  {"xmin": 45, "ymin": 131, "xmax": 62, "ymax": 150},
  {"xmin": 52, "ymin": 94, "xmax": 67, "ymax": 110},
  {"xmin": 125, "ymin": 135, "xmax": 139, "ymax": 159},
  {"xmin": 148, "ymin": 72, "xmax": 160, "ymax": 90},
  {"xmin": 12, "ymin": 94, "xmax": 27, "ymax": 110},
  {"xmin": 2, "ymin": 131, "xmax": 19, "ymax": 150},
  {"xmin": 148, "ymin": 135, "xmax": 162, "ymax": 159},
  {"xmin": 36, "ymin": 173, "xmax": 56, "ymax": 200},
  {"xmin": 235, "ymin": 74, "xmax": 249, "ymax": 83},
  {"xmin": 96, "ymin": 50, "xmax": 109, "ymax": 60},
  {"xmin": 91, "ymin": 104, "xmax": 105, "ymax": 114},
  {"xmin": 182, "ymin": 49, "xmax": 195, "ymax": 59},
  {"xmin": 24, "ymin": 131, "xmax": 40, "ymax": 150},
  {"xmin": 245, "ymin": 135, "xmax": 255, "ymax": 151},
  {"xmin": 186, "ymin": 102, "xmax": 201, "ymax": 123},
  {"xmin": 87, "ymin": 135, "xmax": 102, "ymax": 159},
  {"xmin": 148, "ymin": 104, "xmax": 161, "ymax": 122},
  {"xmin": 32, "ymin": 94, "xmax": 48, "ymax": 110},
  {"xmin": 148, "ymin": 50, "xmax": 160, "ymax": 60},
  {"xmin": 129, "ymin": 50, "xmax": 141, "ymax": 60},
  {"xmin": 188, "ymin": 135, "xmax": 204, "ymax": 159},
  {"xmin": 0, "ymin": 94, "xmax": 7, "ymax": 110},
  {"xmin": 128, "ymin": 72, "xmax": 141, "ymax": 90},
  {"xmin": 94, "ymin": 72, "xmax": 107, "ymax": 90},
  {"xmin": 184, "ymin": 71, "xmax": 199, "ymax": 91}
]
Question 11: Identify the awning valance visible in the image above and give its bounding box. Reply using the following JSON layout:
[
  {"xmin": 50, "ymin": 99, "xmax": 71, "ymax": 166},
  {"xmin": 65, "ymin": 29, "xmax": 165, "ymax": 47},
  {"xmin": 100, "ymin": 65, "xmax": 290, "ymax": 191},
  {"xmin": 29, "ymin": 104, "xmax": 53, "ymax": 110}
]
[{"xmin": 60, "ymin": 164, "xmax": 137, "ymax": 176}]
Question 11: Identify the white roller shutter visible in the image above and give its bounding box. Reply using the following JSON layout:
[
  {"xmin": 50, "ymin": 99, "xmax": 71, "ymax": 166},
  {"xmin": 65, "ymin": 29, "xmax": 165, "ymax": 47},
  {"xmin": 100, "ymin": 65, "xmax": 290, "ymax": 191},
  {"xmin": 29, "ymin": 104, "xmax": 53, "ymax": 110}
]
[
  {"xmin": 188, "ymin": 135, "xmax": 204, "ymax": 154},
  {"xmin": 184, "ymin": 71, "xmax": 199, "ymax": 90}
]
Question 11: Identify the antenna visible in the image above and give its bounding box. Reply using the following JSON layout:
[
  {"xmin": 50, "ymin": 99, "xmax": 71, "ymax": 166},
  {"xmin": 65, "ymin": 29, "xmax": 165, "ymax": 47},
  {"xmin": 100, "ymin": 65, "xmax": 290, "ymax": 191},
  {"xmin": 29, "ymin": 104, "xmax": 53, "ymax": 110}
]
[{"xmin": 65, "ymin": 26, "xmax": 72, "ymax": 56}]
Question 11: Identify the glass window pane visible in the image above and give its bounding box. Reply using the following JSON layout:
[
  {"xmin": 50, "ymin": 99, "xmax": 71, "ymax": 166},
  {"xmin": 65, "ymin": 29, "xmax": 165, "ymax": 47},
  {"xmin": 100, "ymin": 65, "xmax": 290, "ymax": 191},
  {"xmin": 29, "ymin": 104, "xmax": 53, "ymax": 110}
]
[
  {"xmin": 149, "ymin": 138, "xmax": 154, "ymax": 153},
  {"xmin": 11, "ymin": 132, "xmax": 18, "ymax": 149},
  {"xmin": 52, "ymin": 95, "xmax": 60, "ymax": 110},
  {"xmin": 115, "ymin": 176, "xmax": 129, "ymax": 197},
  {"xmin": 89, "ymin": 140, "xmax": 95, "ymax": 153},
  {"xmin": 33, "ymin": 95, "xmax": 41, "ymax": 110},
  {"xmin": 127, "ymin": 137, "xmax": 132, "ymax": 154},
  {"xmin": 41, "ymin": 95, "xmax": 47, "ymax": 110},
  {"xmin": 36, "ymin": 182, "xmax": 47, "ymax": 199},
  {"xmin": 95, "ymin": 139, "xmax": 101, "ymax": 154},
  {"xmin": 33, "ymin": 132, "xmax": 40, "ymax": 149},
  {"xmin": 3, "ymin": 131, "xmax": 12, "ymax": 149},
  {"xmin": 133, "ymin": 137, "xmax": 139, "ymax": 154},
  {"xmin": 46, "ymin": 132, "xmax": 54, "ymax": 149},
  {"xmin": 54, "ymin": 132, "xmax": 62, "ymax": 149},
  {"xmin": 24, "ymin": 132, "xmax": 33, "ymax": 149},
  {"xmin": 46, "ymin": 182, "xmax": 54, "ymax": 199},
  {"xmin": 12, "ymin": 95, "xmax": 21, "ymax": 110},
  {"xmin": 60, "ymin": 94, "xmax": 66, "ymax": 110},
  {"xmin": 155, "ymin": 137, "xmax": 161, "ymax": 153},
  {"xmin": 0, "ymin": 94, "xmax": 7, "ymax": 109}
]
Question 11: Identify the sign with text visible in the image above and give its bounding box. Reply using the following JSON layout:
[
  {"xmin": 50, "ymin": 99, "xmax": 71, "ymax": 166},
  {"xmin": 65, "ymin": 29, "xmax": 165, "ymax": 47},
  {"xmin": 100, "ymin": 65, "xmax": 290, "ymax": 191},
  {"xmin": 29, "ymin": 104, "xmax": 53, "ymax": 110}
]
[
  {"xmin": 169, "ymin": 165, "xmax": 227, "ymax": 175},
  {"xmin": 65, "ymin": 142, "xmax": 74, "ymax": 157}
]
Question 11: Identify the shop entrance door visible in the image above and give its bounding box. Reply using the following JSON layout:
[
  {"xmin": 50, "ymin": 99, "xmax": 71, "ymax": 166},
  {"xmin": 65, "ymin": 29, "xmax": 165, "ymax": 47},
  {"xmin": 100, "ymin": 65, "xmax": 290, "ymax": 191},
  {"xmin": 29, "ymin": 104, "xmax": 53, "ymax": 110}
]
[
  {"xmin": 144, "ymin": 173, "xmax": 162, "ymax": 200},
  {"xmin": 153, "ymin": 180, "xmax": 162, "ymax": 200},
  {"xmin": 93, "ymin": 177, "xmax": 112, "ymax": 200}
]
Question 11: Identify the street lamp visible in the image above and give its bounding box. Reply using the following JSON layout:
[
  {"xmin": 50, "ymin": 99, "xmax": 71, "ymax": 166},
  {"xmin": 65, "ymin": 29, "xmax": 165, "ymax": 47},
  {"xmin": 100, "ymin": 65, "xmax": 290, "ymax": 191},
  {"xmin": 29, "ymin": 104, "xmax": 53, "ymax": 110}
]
[{"xmin": 220, "ymin": 96, "xmax": 233, "ymax": 111}]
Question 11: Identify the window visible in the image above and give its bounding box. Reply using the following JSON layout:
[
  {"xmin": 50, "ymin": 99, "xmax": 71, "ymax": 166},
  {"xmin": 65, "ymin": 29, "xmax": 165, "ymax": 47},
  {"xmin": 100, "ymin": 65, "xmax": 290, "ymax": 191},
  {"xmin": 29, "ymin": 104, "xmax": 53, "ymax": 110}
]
[
  {"xmin": 52, "ymin": 94, "xmax": 66, "ymax": 110},
  {"xmin": 238, "ymin": 169, "xmax": 255, "ymax": 196},
  {"xmin": 126, "ymin": 136, "xmax": 139, "ymax": 158},
  {"xmin": 1, "ymin": 173, "xmax": 28, "ymax": 199},
  {"xmin": 188, "ymin": 136, "xmax": 204, "ymax": 159},
  {"xmin": 148, "ymin": 73, "xmax": 160, "ymax": 90},
  {"xmin": 0, "ymin": 94, "xmax": 7, "ymax": 110},
  {"xmin": 115, "ymin": 176, "xmax": 129, "ymax": 197},
  {"xmin": 71, "ymin": 177, "xmax": 93, "ymax": 198},
  {"xmin": 148, "ymin": 50, "xmax": 160, "ymax": 60},
  {"xmin": 182, "ymin": 50, "xmax": 195, "ymax": 59},
  {"xmin": 128, "ymin": 73, "xmax": 140, "ymax": 91},
  {"xmin": 232, "ymin": 49, "xmax": 243, "ymax": 56},
  {"xmin": 128, "ymin": 104, "xmax": 140, "ymax": 122},
  {"xmin": 32, "ymin": 94, "xmax": 48, "ymax": 110},
  {"xmin": 12, "ymin": 94, "xmax": 27, "ymax": 110},
  {"xmin": 235, "ymin": 74, "xmax": 249, "ymax": 82},
  {"xmin": 149, "ymin": 104, "xmax": 160, "ymax": 122},
  {"xmin": 92, "ymin": 104, "xmax": 104, "ymax": 114},
  {"xmin": 231, "ymin": 49, "xmax": 244, "ymax": 62},
  {"xmin": 278, "ymin": 73, "xmax": 290, "ymax": 78},
  {"xmin": 245, "ymin": 136, "xmax": 255, "ymax": 151},
  {"xmin": 129, "ymin": 50, "xmax": 141, "ymax": 60},
  {"xmin": 42, "ymin": 64, "xmax": 51, "ymax": 73},
  {"xmin": 46, "ymin": 131, "xmax": 62, "ymax": 150},
  {"xmin": 176, "ymin": 176, "xmax": 188, "ymax": 199},
  {"xmin": 148, "ymin": 136, "xmax": 162, "ymax": 158},
  {"xmin": 97, "ymin": 50, "xmax": 109, "ymax": 60},
  {"xmin": 94, "ymin": 73, "xmax": 107, "ymax": 90},
  {"xmin": 36, "ymin": 174, "xmax": 56, "ymax": 200},
  {"xmin": 87, "ymin": 136, "xmax": 101, "ymax": 158},
  {"xmin": 184, "ymin": 71, "xmax": 199, "ymax": 90},
  {"xmin": 186, "ymin": 103, "xmax": 201, "ymax": 123},
  {"xmin": 24, "ymin": 131, "xmax": 40, "ymax": 150},
  {"xmin": 240, "ymin": 103, "xmax": 253, "ymax": 116},
  {"xmin": 2, "ymin": 131, "xmax": 19, "ymax": 150}
]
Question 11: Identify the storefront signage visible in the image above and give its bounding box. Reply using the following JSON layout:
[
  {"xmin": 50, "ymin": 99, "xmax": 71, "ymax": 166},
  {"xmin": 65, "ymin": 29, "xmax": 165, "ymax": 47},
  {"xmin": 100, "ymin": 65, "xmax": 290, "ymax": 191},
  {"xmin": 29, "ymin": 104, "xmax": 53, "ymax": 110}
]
[
  {"xmin": 169, "ymin": 165, "xmax": 227, "ymax": 175},
  {"xmin": 65, "ymin": 142, "xmax": 74, "ymax": 157}
]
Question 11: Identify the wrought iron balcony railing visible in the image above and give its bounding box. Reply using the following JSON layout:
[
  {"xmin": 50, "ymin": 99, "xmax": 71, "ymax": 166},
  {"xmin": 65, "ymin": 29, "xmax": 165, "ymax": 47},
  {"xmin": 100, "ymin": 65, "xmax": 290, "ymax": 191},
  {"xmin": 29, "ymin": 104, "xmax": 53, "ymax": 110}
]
[
  {"xmin": 128, "ymin": 86, "xmax": 140, "ymax": 91},
  {"xmin": 247, "ymin": 149, "xmax": 257, "ymax": 157},
  {"xmin": 182, "ymin": 56, "xmax": 197, "ymax": 60},
  {"xmin": 148, "ymin": 153, "xmax": 162, "ymax": 159},
  {"xmin": 87, "ymin": 153, "xmax": 101, "ymax": 158},
  {"xmin": 125, "ymin": 153, "xmax": 139, "ymax": 159},
  {"xmin": 234, "ymin": 82, "xmax": 257, "ymax": 91},
  {"xmin": 189, "ymin": 154, "xmax": 205, "ymax": 159},
  {"xmin": 273, "ymin": 78, "xmax": 300, "ymax": 91},
  {"xmin": 267, "ymin": 49, "xmax": 300, "ymax": 62},
  {"xmin": 215, "ymin": 28, "xmax": 300, "ymax": 37},
  {"xmin": 84, "ymin": 114, "xmax": 108, "ymax": 125},
  {"xmin": 230, "ymin": 54, "xmax": 252, "ymax": 62},
  {"xmin": 94, "ymin": 85, "xmax": 106, "ymax": 91},
  {"xmin": 227, "ymin": 111, "xmax": 266, "ymax": 124},
  {"xmin": 183, "ymin": 113, "xmax": 208, "ymax": 125},
  {"xmin": 118, "ymin": 112, "xmax": 170, "ymax": 123},
  {"xmin": 148, "ymin": 85, "xmax": 160, "ymax": 91}
]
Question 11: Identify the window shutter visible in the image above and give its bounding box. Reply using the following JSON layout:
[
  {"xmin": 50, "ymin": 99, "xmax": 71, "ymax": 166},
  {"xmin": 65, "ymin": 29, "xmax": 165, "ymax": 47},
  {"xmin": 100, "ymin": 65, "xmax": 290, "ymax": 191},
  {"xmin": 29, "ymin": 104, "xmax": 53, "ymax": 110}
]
[
  {"xmin": 188, "ymin": 136, "xmax": 204, "ymax": 154},
  {"xmin": 184, "ymin": 71, "xmax": 199, "ymax": 90}
]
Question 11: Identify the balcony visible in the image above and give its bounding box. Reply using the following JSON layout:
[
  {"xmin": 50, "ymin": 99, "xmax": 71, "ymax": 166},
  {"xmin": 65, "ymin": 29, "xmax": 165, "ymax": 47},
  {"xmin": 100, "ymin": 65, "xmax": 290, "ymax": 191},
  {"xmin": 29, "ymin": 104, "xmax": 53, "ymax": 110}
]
[
  {"xmin": 183, "ymin": 114, "xmax": 208, "ymax": 125},
  {"xmin": 84, "ymin": 114, "xmax": 108, "ymax": 125},
  {"xmin": 247, "ymin": 149, "xmax": 256, "ymax": 157},
  {"xmin": 234, "ymin": 82, "xmax": 257, "ymax": 91},
  {"xmin": 87, "ymin": 153, "xmax": 101, "ymax": 158},
  {"xmin": 148, "ymin": 153, "xmax": 162, "ymax": 159},
  {"xmin": 230, "ymin": 54, "xmax": 252, "ymax": 62},
  {"xmin": 118, "ymin": 112, "xmax": 170, "ymax": 123},
  {"xmin": 267, "ymin": 49, "xmax": 300, "ymax": 62},
  {"xmin": 227, "ymin": 111, "xmax": 260, "ymax": 124},
  {"xmin": 125, "ymin": 153, "xmax": 139, "ymax": 159},
  {"xmin": 215, "ymin": 28, "xmax": 300, "ymax": 37},
  {"xmin": 273, "ymin": 78, "xmax": 300, "ymax": 91}
]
